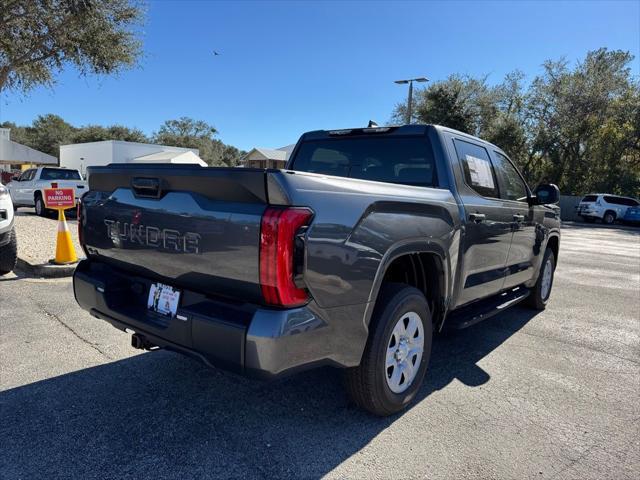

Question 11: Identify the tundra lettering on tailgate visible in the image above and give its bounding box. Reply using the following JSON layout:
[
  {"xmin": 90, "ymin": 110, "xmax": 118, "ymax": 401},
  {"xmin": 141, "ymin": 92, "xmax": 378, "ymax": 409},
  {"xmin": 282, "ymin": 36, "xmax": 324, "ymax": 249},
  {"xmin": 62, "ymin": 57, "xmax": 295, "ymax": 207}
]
[{"xmin": 104, "ymin": 219, "xmax": 201, "ymax": 253}]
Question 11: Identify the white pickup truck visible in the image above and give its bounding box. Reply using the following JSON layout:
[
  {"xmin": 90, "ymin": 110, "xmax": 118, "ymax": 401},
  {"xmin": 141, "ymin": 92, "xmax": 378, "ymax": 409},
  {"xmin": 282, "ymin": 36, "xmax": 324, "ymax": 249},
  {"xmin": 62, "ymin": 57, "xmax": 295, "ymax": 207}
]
[{"xmin": 7, "ymin": 167, "xmax": 87, "ymax": 216}]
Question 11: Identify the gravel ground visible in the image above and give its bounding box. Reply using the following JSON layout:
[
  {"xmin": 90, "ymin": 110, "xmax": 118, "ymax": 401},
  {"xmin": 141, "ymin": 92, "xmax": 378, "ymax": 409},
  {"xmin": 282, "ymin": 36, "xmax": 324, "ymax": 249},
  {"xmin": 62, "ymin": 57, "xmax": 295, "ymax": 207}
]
[
  {"xmin": 13, "ymin": 208, "xmax": 83, "ymax": 265},
  {"xmin": 0, "ymin": 223, "xmax": 638, "ymax": 479}
]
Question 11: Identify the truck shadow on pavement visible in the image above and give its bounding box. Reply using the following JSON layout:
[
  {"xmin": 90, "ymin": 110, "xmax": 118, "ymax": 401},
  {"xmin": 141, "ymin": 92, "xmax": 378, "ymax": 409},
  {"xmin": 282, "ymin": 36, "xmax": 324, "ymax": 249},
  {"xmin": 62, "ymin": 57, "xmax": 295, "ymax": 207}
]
[{"xmin": 1, "ymin": 308, "xmax": 538, "ymax": 479}]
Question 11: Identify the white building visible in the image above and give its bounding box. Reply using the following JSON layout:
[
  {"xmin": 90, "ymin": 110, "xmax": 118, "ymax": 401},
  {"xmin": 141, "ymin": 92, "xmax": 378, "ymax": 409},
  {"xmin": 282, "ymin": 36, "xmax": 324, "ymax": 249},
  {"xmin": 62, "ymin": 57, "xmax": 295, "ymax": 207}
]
[
  {"xmin": 60, "ymin": 140, "xmax": 206, "ymax": 176},
  {"xmin": 0, "ymin": 128, "xmax": 57, "ymax": 170}
]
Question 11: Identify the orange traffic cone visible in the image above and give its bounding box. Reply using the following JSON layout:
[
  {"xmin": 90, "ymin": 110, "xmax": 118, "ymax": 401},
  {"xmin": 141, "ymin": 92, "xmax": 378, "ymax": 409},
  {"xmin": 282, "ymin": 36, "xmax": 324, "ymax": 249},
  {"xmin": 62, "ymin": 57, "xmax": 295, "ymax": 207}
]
[{"xmin": 54, "ymin": 209, "xmax": 78, "ymax": 264}]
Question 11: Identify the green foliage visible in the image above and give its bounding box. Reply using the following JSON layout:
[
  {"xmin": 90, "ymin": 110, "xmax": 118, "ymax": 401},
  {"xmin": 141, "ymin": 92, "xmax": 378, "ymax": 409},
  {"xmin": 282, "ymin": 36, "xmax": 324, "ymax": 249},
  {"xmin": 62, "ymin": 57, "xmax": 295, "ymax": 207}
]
[
  {"xmin": 0, "ymin": 0, "xmax": 144, "ymax": 94},
  {"xmin": 1, "ymin": 115, "xmax": 245, "ymax": 166},
  {"xmin": 391, "ymin": 49, "xmax": 640, "ymax": 197},
  {"xmin": 72, "ymin": 124, "xmax": 148, "ymax": 144},
  {"xmin": 0, "ymin": 114, "xmax": 75, "ymax": 157},
  {"xmin": 152, "ymin": 117, "xmax": 245, "ymax": 166}
]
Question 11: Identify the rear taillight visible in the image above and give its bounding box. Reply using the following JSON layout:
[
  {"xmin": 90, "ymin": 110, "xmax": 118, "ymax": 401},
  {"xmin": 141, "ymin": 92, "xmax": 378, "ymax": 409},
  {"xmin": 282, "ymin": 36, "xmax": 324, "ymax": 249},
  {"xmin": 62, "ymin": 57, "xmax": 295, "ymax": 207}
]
[{"xmin": 259, "ymin": 207, "xmax": 313, "ymax": 307}]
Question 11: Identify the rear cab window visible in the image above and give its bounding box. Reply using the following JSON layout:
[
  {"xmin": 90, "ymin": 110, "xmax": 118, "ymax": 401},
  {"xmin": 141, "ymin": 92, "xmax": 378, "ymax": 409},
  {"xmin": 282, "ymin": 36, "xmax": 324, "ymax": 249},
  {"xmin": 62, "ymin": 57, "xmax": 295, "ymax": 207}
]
[
  {"xmin": 40, "ymin": 168, "xmax": 82, "ymax": 181},
  {"xmin": 581, "ymin": 195, "xmax": 598, "ymax": 203},
  {"xmin": 289, "ymin": 136, "xmax": 437, "ymax": 187}
]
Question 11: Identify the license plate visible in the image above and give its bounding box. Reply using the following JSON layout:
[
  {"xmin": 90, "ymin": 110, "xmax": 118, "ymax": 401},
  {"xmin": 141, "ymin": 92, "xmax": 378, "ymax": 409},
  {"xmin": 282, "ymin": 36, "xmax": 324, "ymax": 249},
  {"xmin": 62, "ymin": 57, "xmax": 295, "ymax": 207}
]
[{"xmin": 147, "ymin": 283, "xmax": 181, "ymax": 317}]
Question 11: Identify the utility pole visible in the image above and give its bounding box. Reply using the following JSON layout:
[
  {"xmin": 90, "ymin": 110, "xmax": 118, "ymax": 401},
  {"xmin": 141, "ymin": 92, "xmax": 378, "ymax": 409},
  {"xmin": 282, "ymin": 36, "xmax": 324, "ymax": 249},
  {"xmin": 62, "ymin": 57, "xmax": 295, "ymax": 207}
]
[{"xmin": 394, "ymin": 77, "xmax": 429, "ymax": 124}]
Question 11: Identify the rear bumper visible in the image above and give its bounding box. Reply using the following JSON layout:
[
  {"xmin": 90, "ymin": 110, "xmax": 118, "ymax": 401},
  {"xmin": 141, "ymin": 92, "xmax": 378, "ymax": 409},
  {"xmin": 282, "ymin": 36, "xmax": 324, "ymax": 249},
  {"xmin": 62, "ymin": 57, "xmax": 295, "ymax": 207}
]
[
  {"xmin": 73, "ymin": 260, "xmax": 359, "ymax": 379},
  {"xmin": 576, "ymin": 206, "xmax": 600, "ymax": 218}
]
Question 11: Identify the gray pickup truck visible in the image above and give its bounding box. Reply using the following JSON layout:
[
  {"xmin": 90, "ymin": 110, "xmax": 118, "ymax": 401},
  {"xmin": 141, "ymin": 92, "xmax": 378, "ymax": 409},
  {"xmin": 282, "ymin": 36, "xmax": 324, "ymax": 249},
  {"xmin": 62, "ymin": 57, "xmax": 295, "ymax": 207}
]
[{"xmin": 74, "ymin": 124, "xmax": 560, "ymax": 416}]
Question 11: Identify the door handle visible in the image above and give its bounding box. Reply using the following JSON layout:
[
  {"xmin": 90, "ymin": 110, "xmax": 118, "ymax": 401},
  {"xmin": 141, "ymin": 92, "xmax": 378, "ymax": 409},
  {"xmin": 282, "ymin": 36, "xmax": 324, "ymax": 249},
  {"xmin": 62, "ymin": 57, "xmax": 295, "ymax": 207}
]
[
  {"xmin": 513, "ymin": 214, "xmax": 525, "ymax": 222},
  {"xmin": 469, "ymin": 213, "xmax": 486, "ymax": 223}
]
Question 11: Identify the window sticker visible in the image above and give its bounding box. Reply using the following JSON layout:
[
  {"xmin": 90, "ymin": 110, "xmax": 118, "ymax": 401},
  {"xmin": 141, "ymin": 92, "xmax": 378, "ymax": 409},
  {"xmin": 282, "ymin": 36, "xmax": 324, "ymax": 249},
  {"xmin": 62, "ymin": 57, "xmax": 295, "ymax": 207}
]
[{"xmin": 465, "ymin": 154, "xmax": 495, "ymax": 189}]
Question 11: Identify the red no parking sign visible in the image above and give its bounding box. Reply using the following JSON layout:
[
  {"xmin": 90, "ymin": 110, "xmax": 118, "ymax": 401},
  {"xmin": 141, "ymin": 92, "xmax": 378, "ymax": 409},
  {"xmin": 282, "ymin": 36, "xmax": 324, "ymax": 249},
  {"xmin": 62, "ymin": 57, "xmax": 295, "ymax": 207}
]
[{"xmin": 43, "ymin": 188, "xmax": 75, "ymax": 209}]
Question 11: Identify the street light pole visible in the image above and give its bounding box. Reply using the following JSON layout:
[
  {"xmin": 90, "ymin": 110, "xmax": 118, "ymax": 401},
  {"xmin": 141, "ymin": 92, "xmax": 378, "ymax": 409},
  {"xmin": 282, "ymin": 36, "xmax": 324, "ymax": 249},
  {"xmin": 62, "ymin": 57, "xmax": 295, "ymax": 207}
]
[{"xmin": 394, "ymin": 77, "xmax": 429, "ymax": 124}]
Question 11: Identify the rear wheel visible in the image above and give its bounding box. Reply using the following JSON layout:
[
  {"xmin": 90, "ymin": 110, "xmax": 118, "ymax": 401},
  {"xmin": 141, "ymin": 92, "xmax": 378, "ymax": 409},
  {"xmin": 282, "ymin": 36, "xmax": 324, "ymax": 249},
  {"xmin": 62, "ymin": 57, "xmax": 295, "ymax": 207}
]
[
  {"xmin": 525, "ymin": 248, "xmax": 556, "ymax": 310},
  {"xmin": 344, "ymin": 283, "xmax": 433, "ymax": 416},
  {"xmin": 34, "ymin": 194, "xmax": 46, "ymax": 217},
  {"xmin": 603, "ymin": 211, "xmax": 616, "ymax": 225},
  {"xmin": 0, "ymin": 228, "xmax": 18, "ymax": 275}
]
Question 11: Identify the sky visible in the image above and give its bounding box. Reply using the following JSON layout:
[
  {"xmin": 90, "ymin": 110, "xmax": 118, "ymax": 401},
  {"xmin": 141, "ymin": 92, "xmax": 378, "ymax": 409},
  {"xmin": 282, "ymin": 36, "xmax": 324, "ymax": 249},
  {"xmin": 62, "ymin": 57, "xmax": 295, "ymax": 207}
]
[{"xmin": 1, "ymin": 0, "xmax": 639, "ymax": 151}]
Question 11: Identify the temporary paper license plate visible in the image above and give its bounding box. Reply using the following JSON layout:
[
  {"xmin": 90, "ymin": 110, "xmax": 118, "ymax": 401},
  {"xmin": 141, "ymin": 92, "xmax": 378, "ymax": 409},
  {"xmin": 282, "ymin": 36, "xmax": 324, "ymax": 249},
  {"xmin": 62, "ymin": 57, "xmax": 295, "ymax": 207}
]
[{"xmin": 147, "ymin": 283, "xmax": 181, "ymax": 317}]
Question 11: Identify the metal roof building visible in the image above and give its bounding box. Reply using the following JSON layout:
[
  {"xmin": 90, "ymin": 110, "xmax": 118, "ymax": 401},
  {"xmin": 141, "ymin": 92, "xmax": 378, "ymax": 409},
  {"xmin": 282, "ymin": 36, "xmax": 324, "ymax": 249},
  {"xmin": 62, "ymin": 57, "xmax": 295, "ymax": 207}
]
[
  {"xmin": 0, "ymin": 128, "xmax": 57, "ymax": 168},
  {"xmin": 241, "ymin": 145, "xmax": 295, "ymax": 169}
]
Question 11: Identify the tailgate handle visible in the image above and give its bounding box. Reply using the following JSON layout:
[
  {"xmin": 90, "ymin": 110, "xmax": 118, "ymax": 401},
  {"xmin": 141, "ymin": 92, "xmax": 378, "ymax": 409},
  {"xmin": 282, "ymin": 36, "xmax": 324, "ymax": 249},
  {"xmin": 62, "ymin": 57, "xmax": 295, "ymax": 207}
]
[{"xmin": 131, "ymin": 177, "xmax": 161, "ymax": 198}]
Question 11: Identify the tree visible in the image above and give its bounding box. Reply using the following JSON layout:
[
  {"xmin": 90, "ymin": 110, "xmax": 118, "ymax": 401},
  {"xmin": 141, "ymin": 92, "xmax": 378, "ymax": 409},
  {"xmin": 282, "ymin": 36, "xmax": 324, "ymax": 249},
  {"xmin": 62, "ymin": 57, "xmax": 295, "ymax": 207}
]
[
  {"xmin": 0, "ymin": 0, "xmax": 144, "ymax": 94},
  {"xmin": 391, "ymin": 49, "xmax": 640, "ymax": 196},
  {"xmin": 2, "ymin": 115, "xmax": 246, "ymax": 166},
  {"xmin": 72, "ymin": 124, "xmax": 148, "ymax": 144},
  {"xmin": 27, "ymin": 114, "xmax": 76, "ymax": 157},
  {"xmin": 153, "ymin": 117, "xmax": 244, "ymax": 166},
  {"xmin": 392, "ymin": 74, "xmax": 490, "ymax": 134},
  {"xmin": 527, "ymin": 49, "xmax": 639, "ymax": 194}
]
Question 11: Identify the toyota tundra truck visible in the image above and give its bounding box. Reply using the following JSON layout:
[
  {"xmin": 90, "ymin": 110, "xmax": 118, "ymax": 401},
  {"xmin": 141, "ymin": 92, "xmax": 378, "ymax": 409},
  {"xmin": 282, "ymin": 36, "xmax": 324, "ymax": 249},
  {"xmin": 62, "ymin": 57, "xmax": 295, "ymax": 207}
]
[{"xmin": 74, "ymin": 124, "xmax": 561, "ymax": 416}]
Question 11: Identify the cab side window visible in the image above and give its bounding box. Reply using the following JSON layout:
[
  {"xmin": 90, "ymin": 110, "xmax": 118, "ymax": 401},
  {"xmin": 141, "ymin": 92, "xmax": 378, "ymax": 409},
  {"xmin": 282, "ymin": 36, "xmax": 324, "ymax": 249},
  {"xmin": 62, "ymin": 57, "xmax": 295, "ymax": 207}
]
[
  {"xmin": 20, "ymin": 170, "xmax": 34, "ymax": 181},
  {"xmin": 453, "ymin": 139, "xmax": 499, "ymax": 198},
  {"xmin": 492, "ymin": 152, "xmax": 528, "ymax": 202}
]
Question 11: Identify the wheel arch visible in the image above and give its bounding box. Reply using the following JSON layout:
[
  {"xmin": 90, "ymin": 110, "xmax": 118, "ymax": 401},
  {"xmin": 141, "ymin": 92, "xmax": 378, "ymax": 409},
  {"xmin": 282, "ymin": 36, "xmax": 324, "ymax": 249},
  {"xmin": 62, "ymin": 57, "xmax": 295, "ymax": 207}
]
[
  {"xmin": 546, "ymin": 234, "xmax": 560, "ymax": 263},
  {"xmin": 364, "ymin": 240, "xmax": 450, "ymax": 331}
]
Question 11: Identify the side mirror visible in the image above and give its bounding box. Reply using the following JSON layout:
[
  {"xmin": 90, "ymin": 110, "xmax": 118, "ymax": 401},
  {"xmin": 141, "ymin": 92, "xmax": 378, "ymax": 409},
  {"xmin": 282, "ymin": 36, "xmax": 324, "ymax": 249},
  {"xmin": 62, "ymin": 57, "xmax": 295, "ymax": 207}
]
[
  {"xmin": 534, "ymin": 183, "xmax": 560, "ymax": 205},
  {"xmin": 11, "ymin": 176, "xmax": 20, "ymax": 182}
]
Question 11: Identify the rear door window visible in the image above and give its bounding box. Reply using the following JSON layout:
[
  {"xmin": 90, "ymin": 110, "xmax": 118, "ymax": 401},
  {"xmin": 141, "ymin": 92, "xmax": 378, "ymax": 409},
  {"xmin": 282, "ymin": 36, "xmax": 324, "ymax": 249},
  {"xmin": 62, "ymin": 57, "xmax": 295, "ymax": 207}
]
[
  {"xmin": 453, "ymin": 139, "xmax": 499, "ymax": 198},
  {"xmin": 290, "ymin": 136, "xmax": 436, "ymax": 187}
]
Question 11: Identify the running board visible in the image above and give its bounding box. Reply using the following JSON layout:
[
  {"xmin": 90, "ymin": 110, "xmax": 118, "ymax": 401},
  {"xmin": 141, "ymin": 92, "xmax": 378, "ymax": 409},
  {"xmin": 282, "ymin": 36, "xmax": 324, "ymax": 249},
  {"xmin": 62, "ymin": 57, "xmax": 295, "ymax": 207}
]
[{"xmin": 444, "ymin": 286, "xmax": 531, "ymax": 330}]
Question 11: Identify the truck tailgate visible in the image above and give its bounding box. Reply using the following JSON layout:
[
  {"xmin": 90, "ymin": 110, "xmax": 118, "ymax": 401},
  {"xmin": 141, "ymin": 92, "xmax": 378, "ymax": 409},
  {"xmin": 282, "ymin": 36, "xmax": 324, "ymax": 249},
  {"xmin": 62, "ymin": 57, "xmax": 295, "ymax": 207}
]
[{"xmin": 81, "ymin": 164, "xmax": 273, "ymax": 303}]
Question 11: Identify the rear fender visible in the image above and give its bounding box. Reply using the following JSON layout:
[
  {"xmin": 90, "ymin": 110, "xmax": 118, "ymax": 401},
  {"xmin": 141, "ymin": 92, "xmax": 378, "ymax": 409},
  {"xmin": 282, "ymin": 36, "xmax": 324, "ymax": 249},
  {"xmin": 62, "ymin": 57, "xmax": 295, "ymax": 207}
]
[{"xmin": 363, "ymin": 239, "xmax": 451, "ymax": 329}]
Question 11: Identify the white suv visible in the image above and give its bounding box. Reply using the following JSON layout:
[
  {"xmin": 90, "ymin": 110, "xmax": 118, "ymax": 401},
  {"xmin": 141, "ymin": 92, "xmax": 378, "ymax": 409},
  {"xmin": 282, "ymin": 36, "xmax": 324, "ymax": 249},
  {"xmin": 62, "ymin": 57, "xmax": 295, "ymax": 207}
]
[
  {"xmin": 0, "ymin": 182, "xmax": 18, "ymax": 275},
  {"xmin": 576, "ymin": 194, "xmax": 640, "ymax": 224}
]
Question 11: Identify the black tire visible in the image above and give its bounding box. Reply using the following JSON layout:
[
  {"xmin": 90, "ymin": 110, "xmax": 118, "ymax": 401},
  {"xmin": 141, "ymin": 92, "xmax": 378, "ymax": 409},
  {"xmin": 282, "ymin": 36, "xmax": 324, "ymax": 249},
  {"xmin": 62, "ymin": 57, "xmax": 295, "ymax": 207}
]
[
  {"xmin": 34, "ymin": 194, "xmax": 46, "ymax": 217},
  {"xmin": 603, "ymin": 211, "xmax": 616, "ymax": 225},
  {"xmin": 344, "ymin": 283, "xmax": 433, "ymax": 416},
  {"xmin": 0, "ymin": 228, "xmax": 18, "ymax": 275},
  {"xmin": 525, "ymin": 248, "xmax": 556, "ymax": 310}
]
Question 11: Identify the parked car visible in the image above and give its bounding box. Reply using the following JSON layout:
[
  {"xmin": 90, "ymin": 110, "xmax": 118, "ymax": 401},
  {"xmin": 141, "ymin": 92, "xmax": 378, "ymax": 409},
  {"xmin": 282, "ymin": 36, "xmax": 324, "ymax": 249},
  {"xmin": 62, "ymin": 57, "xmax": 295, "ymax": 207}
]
[
  {"xmin": 73, "ymin": 124, "xmax": 561, "ymax": 416},
  {"xmin": 576, "ymin": 194, "xmax": 639, "ymax": 224},
  {"xmin": 0, "ymin": 182, "xmax": 18, "ymax": 275},
  {"xmin": 7, "ymin": 167, "xmax": 87, "ymax": 216},
  {"xmin": 623, "ymin": 205, "xmax": 640, "ymax": 225}
]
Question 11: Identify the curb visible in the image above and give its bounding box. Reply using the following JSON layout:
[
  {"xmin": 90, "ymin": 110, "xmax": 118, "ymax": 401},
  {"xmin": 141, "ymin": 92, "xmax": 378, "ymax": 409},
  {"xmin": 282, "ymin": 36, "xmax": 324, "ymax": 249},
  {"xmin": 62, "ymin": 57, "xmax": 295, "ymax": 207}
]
[{"xmin": 15, "ymin": 257, "xmax": 78, "ymax": 278}]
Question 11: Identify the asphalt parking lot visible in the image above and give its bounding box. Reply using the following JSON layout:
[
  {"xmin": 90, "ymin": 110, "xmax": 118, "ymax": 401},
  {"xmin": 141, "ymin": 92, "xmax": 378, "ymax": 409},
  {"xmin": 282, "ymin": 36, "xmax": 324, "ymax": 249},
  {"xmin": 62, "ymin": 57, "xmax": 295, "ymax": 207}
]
[{"xmin": 1, "ymin": 223, "xmax": 638, "ymax": 479}]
